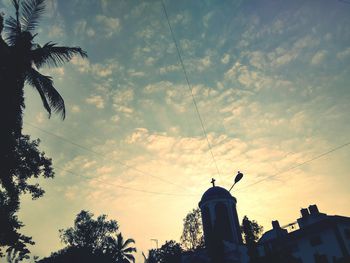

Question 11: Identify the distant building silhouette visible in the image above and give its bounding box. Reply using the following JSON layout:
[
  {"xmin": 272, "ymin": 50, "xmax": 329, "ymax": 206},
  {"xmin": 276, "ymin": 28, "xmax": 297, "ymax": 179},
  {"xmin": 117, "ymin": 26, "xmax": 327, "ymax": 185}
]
[
  {"xmin": 257, "ymin": 204, "xmax": 350, "ymax": 263},
  {"xmin": 182, "ymin": 184, "xmax": 350, "ymax": 263}
]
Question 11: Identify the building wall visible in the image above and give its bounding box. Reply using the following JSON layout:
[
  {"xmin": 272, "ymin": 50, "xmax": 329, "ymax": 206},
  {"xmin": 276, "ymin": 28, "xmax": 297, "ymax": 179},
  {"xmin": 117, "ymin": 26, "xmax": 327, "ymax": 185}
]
[
  {"xmin": 338, "ymin": 223, "xmax": 350, "ymax": 256},
  {"xmin": 292, "ymin": 227, "xmax": 344, "ymax": 262}
]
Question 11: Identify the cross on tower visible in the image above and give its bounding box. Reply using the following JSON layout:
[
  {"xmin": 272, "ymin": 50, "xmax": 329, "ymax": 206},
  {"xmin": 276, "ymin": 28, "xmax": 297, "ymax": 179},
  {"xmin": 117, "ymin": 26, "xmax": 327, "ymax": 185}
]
[{"xmin": 211, "ymin": 178, "xmax": 216, "ymax": 187}]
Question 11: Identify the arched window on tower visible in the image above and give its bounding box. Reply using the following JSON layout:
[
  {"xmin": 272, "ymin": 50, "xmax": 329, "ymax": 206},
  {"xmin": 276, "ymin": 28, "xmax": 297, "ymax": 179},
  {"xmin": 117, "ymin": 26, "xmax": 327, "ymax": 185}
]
[
  {"xmin": 215, "ymin": 202, "xmax": 233, "ymax": 242},
  {"xmin": 201, "ymin": 206, "xmax": 212, "ymax": 243},
  {"xmin": 232, "ymin": 204, "xmax": 243, "ymax": 244}
]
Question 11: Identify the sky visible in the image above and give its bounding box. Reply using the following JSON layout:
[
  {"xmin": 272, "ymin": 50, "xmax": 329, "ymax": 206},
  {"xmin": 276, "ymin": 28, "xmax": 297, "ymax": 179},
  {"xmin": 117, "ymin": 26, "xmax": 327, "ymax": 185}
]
[{"xmin": 1, "ymin": 0, "xmax": 350, "ymax": 262}]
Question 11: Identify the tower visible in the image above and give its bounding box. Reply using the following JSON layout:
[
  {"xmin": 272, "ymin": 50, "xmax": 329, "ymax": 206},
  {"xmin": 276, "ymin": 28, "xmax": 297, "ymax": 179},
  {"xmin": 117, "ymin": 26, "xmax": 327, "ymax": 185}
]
[{"xmin": 199, "ymin": 179, "xmax": 243, "ymax": 262}]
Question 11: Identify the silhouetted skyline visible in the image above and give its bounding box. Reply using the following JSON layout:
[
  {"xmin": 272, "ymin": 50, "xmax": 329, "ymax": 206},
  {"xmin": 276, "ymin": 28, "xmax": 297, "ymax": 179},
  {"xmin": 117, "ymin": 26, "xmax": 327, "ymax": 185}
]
[{"xmin": 0, "ymin": 0, "xmax": 349, "ymax": 262}]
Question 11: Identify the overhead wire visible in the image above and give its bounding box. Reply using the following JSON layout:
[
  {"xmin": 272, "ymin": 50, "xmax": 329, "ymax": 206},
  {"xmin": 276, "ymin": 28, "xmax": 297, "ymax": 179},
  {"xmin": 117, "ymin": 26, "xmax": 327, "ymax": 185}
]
[
  {"xmin": 237, "ymin": 141, "xmax": 350, "ymax": 192},
  {"xmin": 160, "ymin": 0, "xmax": 222, "ymax": 179},
  {"xmin": 24, "ymin": 121, "xmax": 186, "ymax": 190},
  {"xmin": 55, "ymin": 166, "xmax": 196, "ymax": 197}
]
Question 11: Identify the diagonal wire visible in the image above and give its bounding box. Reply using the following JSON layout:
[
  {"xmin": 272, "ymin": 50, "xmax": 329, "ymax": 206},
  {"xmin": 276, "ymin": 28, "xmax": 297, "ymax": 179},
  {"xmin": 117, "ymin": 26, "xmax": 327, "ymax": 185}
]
[
  {"xmin": 24, "ymin": 121, "xmax": 185, "ymax": 190},
  {"xmin": 55, "ymin": 167, "xmax": 196, "ymax": 197},
  {"xmin": 161, "ymin": 0, "xmax": 221, "ymax": 178},
  {"xmin": 237, "ymin": 141, "xmax": 350, "ymax": 192}
]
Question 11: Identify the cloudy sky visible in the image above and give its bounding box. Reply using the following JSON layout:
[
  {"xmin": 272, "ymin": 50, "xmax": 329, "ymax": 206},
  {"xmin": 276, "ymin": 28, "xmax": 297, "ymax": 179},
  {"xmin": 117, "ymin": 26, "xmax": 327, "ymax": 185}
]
[{"xmin": 1, "ymin": 0, "xmax": 350, "ymax": 261}]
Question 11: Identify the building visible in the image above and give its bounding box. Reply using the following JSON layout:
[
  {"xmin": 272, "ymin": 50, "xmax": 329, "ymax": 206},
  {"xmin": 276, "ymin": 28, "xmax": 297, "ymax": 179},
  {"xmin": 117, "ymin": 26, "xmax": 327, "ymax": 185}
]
[
  {"xmin": 182, "ymin": 180, "xmax": 248, "ymax": 263},
  {"xmin": 182, "ymin": 181, "xmax": 350, "ymax": 263},
  {"xmin": 257, "ymin": 205, "xmax": 350, "ymax": 263}
]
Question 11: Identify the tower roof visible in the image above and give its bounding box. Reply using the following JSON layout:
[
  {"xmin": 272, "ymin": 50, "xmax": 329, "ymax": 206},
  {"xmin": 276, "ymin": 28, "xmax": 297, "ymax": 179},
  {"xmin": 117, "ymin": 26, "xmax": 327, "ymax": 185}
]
[{"xmin": 199, "ymin": 186, "xmax": 235, "ymax": 206}]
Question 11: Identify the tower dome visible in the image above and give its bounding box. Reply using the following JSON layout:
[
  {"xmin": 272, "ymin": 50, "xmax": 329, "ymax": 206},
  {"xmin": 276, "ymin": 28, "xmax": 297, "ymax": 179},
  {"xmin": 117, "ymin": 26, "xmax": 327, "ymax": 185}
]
[
  {"xmin": 199, "ymin": 181, "xmax": 243, "ymax": 248},
  {"xmin": 200, "ymin": 186, "xmax": 235, "ymax": 205}
]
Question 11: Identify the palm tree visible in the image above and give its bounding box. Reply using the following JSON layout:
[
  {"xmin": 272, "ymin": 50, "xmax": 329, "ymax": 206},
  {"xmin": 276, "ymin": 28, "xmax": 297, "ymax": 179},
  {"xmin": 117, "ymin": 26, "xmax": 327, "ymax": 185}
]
[
  {"xmin": 0, "ymin": 0, "xmax": 86, "ymax": 257},
  {"xmin": 108, "ymin": 233, "xmax": 137, "ymax": 263},
  {"xmin": 0, "ymin": 0, "xmax": 87, "ymax": 205},
  {"xmin": 1, "ymin": 0, "xmax": 87, "ymax": 138}
]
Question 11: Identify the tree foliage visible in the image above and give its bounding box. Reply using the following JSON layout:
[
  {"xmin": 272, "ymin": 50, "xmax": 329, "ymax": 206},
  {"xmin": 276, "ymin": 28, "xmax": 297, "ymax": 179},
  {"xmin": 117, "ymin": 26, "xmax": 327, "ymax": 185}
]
[
  {"xmin": 180, "ymin": 208, "xmax": 205, "ymax": 251},
  {"xmin": 241, "ymin": 216, "xmax": 263, "ymax": 262},
  {"xmin": 0, "ymin": 0, "xmax": 87, "ymax": 134},
  {"xmin": 43, "ymin": 210, "xmax": 137, "ymax": 263},
  {"xmin": 0, "ymin": 0, "xmax": 86, "ymax": 258},
  {"xmin": 36, "ymin": 247, "xmax": 113, "ymax": 263},
  {"xmin": 0, "ymin": 135, "xmax": 54, "ymax": 259},
  {"xmin": 241, "ymin": 216, "xmax": 263, "ymax": 244},
  {"xmin": 59, "ymin": 210, "xmax": 119, "ymax": 253},
  {"xmin": 147, "ymin": 240, "xmax": 182, "ymax": 263},
  {"xmin": 107, "ymin": 233, "xmax": 136, "ymax": 263}
]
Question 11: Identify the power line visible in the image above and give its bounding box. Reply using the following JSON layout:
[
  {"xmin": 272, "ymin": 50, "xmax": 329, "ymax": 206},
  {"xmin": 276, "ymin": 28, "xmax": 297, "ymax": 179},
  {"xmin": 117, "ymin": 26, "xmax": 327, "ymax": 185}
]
[
  {"xmin": 24, "ymin": 121, "xmax": 185, "ymax": 190},
  {"xmin": 237, "ymin": 141, "xmax": 350, "ymax": 191},
  {"xmin": 160, "ymin": 0, "xmax": 221, "ymax": 179},
  {"xmin": 55, "ymin": 166, "xmax": 196, "ymax": 197}
]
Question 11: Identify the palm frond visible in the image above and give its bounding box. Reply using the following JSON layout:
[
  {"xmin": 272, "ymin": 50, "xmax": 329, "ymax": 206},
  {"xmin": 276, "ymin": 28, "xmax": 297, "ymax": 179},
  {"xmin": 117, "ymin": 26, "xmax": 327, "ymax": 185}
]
[
  {"xmin": 123, "ymin": 247, "xmax": 137, "ymax": 253},
  {"xmin": 21, "ymin": 0, "xmax": 46, "ymax": 32},
  {"xmin": 25, "ymin": 68, "xmax": 66, "ymax": 119},
  {"xmin": 122, "ymin": 238, "xmax": 135, "ymax": 249},
  {"xmin": 31, "ymin": 42, "xmax": 87, "ymax": 68},
  {"xmin": 124, "ymin": 253, "xmax": 135, "ymax": 263},
  {"xmin": 4, "ymin": 16, "xmax": 21, "ymax": 46},
  {"xmin": 25, "ymin": 68, "xmax": 51, "ymax": 116},
  {"xmin": 11, "ymin": 0, "xmax": 20, "ymax": 15}
]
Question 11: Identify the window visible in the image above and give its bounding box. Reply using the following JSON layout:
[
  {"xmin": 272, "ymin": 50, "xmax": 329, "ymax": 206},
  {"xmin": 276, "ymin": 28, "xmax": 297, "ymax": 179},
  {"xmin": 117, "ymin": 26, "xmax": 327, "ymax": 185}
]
[
  {"xmin": 215, "ymin": 202, "xmax": 233, "ymax": 242},
  {"xmin": 310, "ymin": 236, "xmax": 322, "ymax": 246}
]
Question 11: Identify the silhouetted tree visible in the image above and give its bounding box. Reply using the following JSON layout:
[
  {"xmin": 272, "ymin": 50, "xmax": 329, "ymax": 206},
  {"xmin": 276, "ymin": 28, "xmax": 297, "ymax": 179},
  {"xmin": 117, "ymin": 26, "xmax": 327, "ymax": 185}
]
[
  {"xmin": 6, "ymin": 248, "xmax": 20, "ymax": 263},
  {"xmin": 0, "ymin": 1, "xmax": 86, "ymax": 257},
  {"xmin": 36, "ymin": 247, "xmax": 113, "ymax": 263},
  {"xmin": 0, "ymin": 135, "xmax": 53, "ymax": 259},
  {"xmin": 147, "ymin": 240, "xmax": 182, "ymax": 263},
  {"xmin": 180, "ymin": 208, "xmax": 205, "ymax": 251},
  {"xmin": 0, "ymin": 0, "xmax": 86, "ymax": 229},
  {"xmin": 56, "ymin": 210, "xmax": 137, "ymax": 263},
  {"xmin": 160, "ymin": 241, "xmax": 182, "ymax": 263},
  {"xmin": 142, "ymin": 250, "xmax": 159, "ymax": 263},
  {"xmin": 106, "ymin": 233, "xmax": 136, "ymax": 263},
  {"xmin": 59, "ymin": 210, "xmax": 119, "ymax": 253},
  {"xmin": 0, "ymin": 0, "xmax": 87, "ymax": 136},
  {"xmin": 241, "ymin": 216, "xmax": 263, "ymax": 263}
]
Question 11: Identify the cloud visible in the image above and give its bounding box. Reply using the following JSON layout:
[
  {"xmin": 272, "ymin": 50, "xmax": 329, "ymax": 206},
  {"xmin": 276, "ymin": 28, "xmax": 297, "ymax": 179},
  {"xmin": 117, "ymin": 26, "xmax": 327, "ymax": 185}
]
[
  {"xmin": 91, "ymin": 63, "xmax": 116, "ymax": 77},
  {"xmin": 224, "ymin": 61, "xmax": 268, "ymax": 90},
  {"xmin": 48, "ymin": 25, "xmax": 65, "ymax": 38},
  {"xmin": 74, "ymin": 19, "xmax": 95, "ymax": 38},
  {"xmin": 85, "ymin": 95, "xmax": 105, "ymax": 109},
  {"xmin": 96, "ymin": 15, "xmax": 121, "ymax": 37},
  {"xmin": 128, "ymin": 69, "xmax": 145, "ymax": 77},
  {"xmin": 159, "ymin": 64, "xmax": 181, "ymax": 74},
  {"xmin": 71, "ymin": 105, "xmax": 81, "ymax": 113},
  {"xmin": 186, "ymin": 56, "xmax": 211, "ymax": 72},
  {"xmin": 203, "ymin": 11, "xmax": 214, "ymax": 28},
  {"xmin": 221, "ymin": 53, "xmax": 230, "ymax": 64},
  {"xmin": 144, "ymin": 81, "xmax": 172, "ymax": 94},
  {"xmin": 311, "ymin": 50, "xmax": 327, "ymax": 65},
  {"xmin": 336, "ymin": 47, "xmax": 350, "ymax": 60},
  {"xmin": 112, "ymin": 88, "xmax": 134, "ymax": 116},
  {"xmin": 110, "ymin": 115, "xmax": 120, "ymax": 123},
  {"xmin": 71, "ymin": 56, "xmax": 120, "ymax": 78},
  {"xmin": 71, "ymin": 56, "xmax": 90, "ymax": 73},
  {"xmin": 35, "ymin": 112, "xmax": 46, "ymax": 124},
  {"xmin": 96, "ymin": 166, "xmax": 114, "ymax": 175}
]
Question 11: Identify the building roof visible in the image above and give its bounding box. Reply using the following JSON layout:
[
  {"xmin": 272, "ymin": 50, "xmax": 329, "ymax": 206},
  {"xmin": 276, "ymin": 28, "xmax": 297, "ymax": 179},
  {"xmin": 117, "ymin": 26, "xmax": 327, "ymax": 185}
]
[
  {"xmin": 199, "ymin": 186, "xmax": 235, "ymax": 206},
  {"xmin": 258, "ymin": 215, "xmax": 350, "ymax": 245}
]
